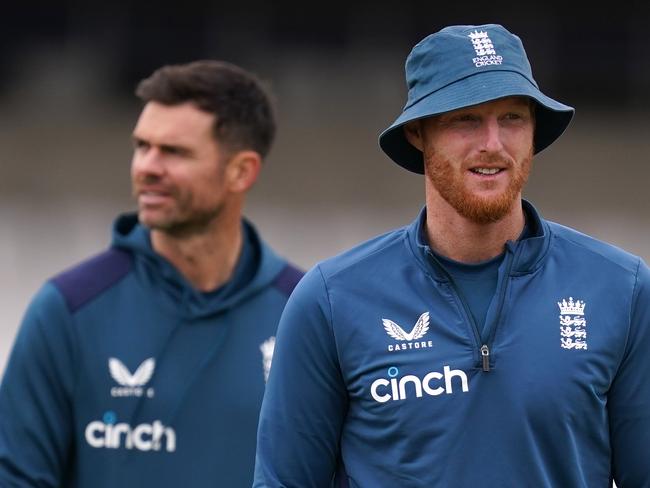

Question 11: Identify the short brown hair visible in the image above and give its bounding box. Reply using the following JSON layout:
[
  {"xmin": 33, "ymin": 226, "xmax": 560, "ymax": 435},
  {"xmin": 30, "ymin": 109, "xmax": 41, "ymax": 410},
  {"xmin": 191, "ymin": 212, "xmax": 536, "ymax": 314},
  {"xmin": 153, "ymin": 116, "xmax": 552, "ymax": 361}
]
[{"xmin": 135, "ymin": 60, "xmax": 276, "ymax": 158}]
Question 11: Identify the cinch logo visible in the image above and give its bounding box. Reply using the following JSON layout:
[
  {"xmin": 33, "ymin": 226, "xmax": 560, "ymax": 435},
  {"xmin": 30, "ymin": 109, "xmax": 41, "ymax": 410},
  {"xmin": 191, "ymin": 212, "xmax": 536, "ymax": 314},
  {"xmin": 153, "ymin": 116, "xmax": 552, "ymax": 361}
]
[
  {"xmin": 109, "ymin": 357, "xmax": 155, "ymax": 398},
  {"xmin": 370, "ymin": 365, "xmax": 469, "ymax": 403},
  {"xmin": 382, "ymin": 312, "xmax": 433, "ymax": 352},
  {"xmin": 85, "ymin": 411, "xmax": 176, "ymax": 452}
]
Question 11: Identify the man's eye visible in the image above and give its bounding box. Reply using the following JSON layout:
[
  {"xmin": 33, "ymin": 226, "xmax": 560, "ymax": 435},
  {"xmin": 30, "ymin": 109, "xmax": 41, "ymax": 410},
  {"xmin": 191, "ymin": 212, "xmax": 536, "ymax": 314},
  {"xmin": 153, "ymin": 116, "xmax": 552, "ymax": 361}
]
[{"xmin": 161, "ymin": 146, "xmax": 182, "ymax": 155}]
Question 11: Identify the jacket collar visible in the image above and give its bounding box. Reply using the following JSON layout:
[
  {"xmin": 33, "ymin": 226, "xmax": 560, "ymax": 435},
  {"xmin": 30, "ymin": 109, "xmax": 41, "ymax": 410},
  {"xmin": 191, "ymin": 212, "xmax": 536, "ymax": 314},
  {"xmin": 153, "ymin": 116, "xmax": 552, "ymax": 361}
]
[{"xmin": 406, "ymin": 199, "xmax": 551, "ymax": 279}]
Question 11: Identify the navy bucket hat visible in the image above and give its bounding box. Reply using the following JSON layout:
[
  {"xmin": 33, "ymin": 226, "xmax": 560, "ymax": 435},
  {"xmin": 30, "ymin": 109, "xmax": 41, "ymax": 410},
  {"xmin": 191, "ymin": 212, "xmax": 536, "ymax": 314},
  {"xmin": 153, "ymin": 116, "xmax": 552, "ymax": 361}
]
[{"xmin": 379, "ymin": 24, "xmax": 575, "ymax": 174}]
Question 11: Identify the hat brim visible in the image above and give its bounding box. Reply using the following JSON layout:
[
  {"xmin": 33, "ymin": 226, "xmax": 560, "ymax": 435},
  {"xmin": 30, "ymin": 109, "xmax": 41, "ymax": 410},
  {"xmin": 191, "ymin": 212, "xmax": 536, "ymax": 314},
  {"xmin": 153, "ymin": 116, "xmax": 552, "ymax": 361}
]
[{"xmin": 378, "ymin": 70, "xmax": 575, "ymax": 174}]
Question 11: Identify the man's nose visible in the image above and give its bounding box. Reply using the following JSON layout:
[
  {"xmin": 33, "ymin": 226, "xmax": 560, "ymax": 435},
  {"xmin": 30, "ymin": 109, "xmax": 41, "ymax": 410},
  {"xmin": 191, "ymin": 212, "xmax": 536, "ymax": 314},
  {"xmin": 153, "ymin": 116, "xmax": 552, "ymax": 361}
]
[
  {"xmin": 132, "ymin": 147, "xmax": 165, "ymax": 176},
  {"xmin": 479, "ymin": 118, "xmax": 505, "ymax": 153}
]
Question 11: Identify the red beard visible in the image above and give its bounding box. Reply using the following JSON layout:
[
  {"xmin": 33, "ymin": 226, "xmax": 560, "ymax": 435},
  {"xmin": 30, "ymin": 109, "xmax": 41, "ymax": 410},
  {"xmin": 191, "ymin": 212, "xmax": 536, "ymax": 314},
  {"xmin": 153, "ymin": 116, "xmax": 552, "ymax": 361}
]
[{"xmin": 425, "ymin": 150, "xmax": 532, "ymax": 224}]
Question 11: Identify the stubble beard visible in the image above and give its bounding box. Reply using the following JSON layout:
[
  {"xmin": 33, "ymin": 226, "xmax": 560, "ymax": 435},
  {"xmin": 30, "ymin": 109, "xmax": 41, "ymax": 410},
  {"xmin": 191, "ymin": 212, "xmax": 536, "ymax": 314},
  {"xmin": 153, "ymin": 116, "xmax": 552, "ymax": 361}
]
[
  {"xmin": 137, "ymin": 187, "xmax": 225, "ymax": 238},
  {"xmin": 425, "ymin": 149, "xmax": 533, "ymax": 224}
]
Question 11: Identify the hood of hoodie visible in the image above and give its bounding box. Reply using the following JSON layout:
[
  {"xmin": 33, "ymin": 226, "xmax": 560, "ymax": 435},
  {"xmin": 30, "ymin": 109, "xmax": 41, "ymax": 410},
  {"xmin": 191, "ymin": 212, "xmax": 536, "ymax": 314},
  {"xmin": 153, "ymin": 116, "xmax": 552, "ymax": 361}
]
[{"xmin": 111, "ymin": 213, "xmax": 286, "ymax": 320}]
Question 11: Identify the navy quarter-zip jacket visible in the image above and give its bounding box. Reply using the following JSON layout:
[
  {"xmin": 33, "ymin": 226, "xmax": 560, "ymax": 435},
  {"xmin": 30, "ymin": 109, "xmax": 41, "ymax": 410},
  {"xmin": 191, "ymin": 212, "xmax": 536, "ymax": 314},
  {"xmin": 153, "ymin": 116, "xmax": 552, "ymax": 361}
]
[
  {"xmin": 0, "ymin": 214, "xmax": 302, "ymax": 488},
  {"xmin": 254, "ymin": 201, "xmax": 650, "ymax": 487}
]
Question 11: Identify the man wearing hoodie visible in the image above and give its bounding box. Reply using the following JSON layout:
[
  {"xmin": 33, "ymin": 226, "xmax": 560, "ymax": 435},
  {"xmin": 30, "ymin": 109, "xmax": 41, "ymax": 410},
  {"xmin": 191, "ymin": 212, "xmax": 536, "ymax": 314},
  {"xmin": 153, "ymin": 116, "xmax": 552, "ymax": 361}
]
[{"xmin": 0, "ymin": 60, "xmax": 302, "ymax": 487}]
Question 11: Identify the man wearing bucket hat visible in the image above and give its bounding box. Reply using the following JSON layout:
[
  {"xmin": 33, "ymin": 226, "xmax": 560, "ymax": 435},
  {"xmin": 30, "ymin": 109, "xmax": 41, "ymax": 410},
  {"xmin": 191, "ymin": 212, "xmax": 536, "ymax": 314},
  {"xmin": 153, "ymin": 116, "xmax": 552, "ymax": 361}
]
[{"xmin": 254, "ymin": 24, "xmax": 650, "ymax": 487}]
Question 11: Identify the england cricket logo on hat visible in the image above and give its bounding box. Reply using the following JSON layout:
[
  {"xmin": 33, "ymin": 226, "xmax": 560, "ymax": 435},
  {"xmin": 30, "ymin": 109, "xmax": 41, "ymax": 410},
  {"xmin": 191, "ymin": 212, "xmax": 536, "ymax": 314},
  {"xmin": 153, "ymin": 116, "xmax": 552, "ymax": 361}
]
[{"xmin": 468, "ymin": 30, "xmax": 503, "ymax": 67}]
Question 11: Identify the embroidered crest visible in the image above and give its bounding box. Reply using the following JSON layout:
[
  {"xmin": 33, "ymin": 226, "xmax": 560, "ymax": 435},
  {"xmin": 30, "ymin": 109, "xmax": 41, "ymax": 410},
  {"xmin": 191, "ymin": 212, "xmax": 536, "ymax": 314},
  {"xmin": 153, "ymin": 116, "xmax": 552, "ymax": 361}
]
[
  {"xmin": 260, "ymin": 336, "xmax": 275, "ymax": 382},
  {"xmin": 557, "ymin": 297, "xmax": 587, "ymax": 350}
]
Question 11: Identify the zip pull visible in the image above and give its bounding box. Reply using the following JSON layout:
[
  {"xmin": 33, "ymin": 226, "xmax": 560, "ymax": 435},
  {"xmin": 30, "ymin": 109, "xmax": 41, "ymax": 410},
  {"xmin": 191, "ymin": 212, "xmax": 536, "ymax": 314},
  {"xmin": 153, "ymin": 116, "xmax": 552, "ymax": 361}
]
[{"xmin": 480, "ymin": 345, "xmax": 490, "ymax": 372}]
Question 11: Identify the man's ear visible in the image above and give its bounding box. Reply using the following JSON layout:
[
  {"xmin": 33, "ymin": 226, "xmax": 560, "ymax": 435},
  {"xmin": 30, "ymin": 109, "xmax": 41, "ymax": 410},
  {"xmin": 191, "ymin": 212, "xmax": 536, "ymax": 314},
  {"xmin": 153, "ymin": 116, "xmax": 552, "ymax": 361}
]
[
  {"xmin": 403, "ymin": 120, "xmax": 424, "ymax": 151},
  {"xmin": 225, "ymin": 150, "xmax": 262, "ymax": 194}
]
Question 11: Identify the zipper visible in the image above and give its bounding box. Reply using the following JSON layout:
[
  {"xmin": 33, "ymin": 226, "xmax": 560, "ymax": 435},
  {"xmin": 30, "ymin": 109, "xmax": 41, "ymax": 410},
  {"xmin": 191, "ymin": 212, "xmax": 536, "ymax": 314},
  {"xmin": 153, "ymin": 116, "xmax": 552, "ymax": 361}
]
[
  {"xmin": 427, "ymin": 247, "xmax": 516, "ymax": 373},
  {"xmin": 480, "ymin": 345, "xmax": 490, "ymax": 372}
]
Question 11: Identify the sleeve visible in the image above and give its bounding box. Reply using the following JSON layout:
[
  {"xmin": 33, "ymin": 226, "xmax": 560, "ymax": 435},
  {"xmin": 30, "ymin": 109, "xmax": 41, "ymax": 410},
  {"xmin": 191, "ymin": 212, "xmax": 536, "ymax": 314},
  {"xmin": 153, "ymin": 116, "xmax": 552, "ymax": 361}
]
[
  {"xmin": 254, "ymin": 266, "xmax": 347, "ymax": 488},
  {"xmin": 0, "ymin": 282, "xmax": 77, "ymax": 487},
  {"xmin": 609, "ymin": 258, "xmax": 650, "ymax": 487}
]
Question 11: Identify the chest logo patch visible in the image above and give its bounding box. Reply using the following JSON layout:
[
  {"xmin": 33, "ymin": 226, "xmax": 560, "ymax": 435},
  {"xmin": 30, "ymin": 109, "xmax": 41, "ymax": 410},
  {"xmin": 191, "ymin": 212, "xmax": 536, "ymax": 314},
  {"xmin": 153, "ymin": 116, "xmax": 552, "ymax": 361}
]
[
  {"xmin": 109, "ymin": 357, "xmax": 156, "ymax": 398},
  {"xmin": 260, "ymin": 336, "xmax": 275, "ymax": 382},
  {"xmin": 557, "ymin": 297, "xmax": 587, "ymax": 350},
  {"xmin": 382, "ymin": 312, "xmax": 433, "ymax": 352}
]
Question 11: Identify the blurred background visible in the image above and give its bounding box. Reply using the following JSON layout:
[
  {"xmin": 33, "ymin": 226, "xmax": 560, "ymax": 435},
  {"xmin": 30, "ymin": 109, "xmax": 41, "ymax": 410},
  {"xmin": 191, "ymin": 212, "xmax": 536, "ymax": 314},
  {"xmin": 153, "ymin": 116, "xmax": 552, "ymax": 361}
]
[{"xmin": 1, "ymin": 2, "xmax": 649, "ymax": 374}]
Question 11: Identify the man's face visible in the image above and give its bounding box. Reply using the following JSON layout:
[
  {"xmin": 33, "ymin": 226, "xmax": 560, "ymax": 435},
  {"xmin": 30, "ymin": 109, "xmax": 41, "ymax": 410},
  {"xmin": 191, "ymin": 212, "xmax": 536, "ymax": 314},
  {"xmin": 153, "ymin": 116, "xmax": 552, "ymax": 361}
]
[
  {"xmin": 131, "ymin": 101, "xmax": 229, "ymax": 235},
  {"xmin": 419, "ymin": 97, "xmax": 534, "ymax": 224}
]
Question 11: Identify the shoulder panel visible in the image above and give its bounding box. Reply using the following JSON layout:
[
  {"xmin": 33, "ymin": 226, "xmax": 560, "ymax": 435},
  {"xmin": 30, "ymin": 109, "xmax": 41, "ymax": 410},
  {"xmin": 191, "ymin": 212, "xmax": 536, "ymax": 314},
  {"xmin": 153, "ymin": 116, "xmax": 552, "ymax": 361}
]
[
  {"xmin": 50, "ymin": 248, "xmax": 133, "ymax": 313},
  {"xmin": 272, "ymin": 263, "xmax": 305, "ymax": 297}
]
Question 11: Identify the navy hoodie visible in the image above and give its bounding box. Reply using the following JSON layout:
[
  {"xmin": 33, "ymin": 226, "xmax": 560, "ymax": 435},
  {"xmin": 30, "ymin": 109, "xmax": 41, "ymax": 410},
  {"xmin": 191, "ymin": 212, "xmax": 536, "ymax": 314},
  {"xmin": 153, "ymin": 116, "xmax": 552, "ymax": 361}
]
[{"xmin": 0, "ymin": 213, "xmax": 302, "ymax": 488}]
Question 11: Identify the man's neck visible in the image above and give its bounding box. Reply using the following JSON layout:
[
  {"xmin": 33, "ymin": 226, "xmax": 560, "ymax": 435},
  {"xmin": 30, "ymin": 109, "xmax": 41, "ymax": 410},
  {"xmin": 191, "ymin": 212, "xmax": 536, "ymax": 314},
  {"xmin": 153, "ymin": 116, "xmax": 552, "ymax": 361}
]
[
  {"xmin": 425, "ymin": 199, "xmax": 525, "ymax": 264},
  {"xmin": 151, "ymin": 214, "xmax": 243, "ymax": 292}
]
